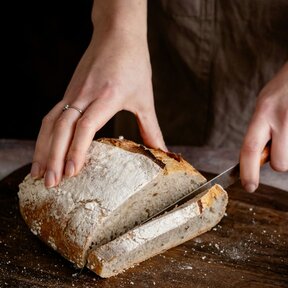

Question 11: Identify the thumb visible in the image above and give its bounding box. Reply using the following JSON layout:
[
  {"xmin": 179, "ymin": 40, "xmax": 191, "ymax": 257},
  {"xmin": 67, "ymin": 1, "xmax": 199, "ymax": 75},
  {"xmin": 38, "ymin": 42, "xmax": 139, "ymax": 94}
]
[{"xmin": 136, "ymin": 108, "xmax": 167, "ymax": 151}]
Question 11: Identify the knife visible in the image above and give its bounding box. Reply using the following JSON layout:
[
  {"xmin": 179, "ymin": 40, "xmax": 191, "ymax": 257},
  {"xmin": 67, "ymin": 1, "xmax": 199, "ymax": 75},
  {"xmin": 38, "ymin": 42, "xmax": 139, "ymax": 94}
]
[{"xmin": 142, "ymin": 142, "xmax": 271, "ymax": 224}]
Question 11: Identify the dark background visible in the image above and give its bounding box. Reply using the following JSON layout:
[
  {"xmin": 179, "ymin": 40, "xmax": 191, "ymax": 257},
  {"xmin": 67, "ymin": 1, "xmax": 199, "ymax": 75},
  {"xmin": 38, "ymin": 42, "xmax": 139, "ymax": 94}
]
[{"xmin": 2, "ymin": 0, "xmax": 115, "ymax": 140}]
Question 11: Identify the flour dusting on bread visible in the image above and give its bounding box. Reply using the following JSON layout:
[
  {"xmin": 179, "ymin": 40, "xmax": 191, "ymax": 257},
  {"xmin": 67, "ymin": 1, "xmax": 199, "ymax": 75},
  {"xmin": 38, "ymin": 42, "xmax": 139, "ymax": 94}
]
[{"xmin": 18, "ymin": 138, "xmax": 227, "ymax": 277}]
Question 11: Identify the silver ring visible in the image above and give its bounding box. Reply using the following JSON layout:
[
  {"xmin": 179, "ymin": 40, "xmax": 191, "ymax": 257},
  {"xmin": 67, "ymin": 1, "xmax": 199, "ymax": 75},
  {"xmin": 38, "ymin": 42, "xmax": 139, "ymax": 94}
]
[{"xmin": 62, "ymin": 104, "xmax": 83, "ymax": 115}]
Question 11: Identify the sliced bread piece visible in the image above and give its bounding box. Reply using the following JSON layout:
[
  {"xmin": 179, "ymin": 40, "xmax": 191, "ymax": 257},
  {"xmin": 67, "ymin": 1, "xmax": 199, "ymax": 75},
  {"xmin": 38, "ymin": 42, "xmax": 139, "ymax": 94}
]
[
  {"xmin": 87, "ymin": 184, "xmax": 228, "ymax": 278},
  {"xmin": 18, "ymin": 138, "xmax": 206, "ymax": 268}
]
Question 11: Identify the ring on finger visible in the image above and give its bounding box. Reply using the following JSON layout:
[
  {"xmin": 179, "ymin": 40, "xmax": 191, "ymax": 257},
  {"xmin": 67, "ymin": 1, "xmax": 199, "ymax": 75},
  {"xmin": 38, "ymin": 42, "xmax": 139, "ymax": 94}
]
[{"xmin": 62, "ymin": 104, "xmax": 84, "ymax": 115}]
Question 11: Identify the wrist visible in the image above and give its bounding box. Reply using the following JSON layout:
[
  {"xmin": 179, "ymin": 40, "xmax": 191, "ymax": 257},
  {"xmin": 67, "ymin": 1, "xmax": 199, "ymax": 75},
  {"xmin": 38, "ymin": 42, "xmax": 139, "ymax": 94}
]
[{"xmin": 91, "ymin": 0, "xmax": 147, "ymax": 40}]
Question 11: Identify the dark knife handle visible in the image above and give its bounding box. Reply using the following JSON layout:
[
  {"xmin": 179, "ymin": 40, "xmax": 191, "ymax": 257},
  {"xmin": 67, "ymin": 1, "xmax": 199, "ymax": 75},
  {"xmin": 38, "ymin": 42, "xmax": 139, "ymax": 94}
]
[{"xmin": 260, "ymin": 141, "xmax": 271, "ymax": 166}]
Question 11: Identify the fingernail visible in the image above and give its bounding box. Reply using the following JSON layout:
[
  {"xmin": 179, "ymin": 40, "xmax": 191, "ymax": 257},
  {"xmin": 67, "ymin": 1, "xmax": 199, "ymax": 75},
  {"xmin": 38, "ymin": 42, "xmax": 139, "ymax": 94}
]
[
  {"xmin": 31, "ymin": 162, "xmax": 40, "ymax": 179},
  {"xmin": 45, "ymin": 170, "xmax": 55, "ymax": 188},
  {"xmin": 65, "ymin": 160, "xmax": 75, "ymax": 178},
  {"xmin": 244, "ymin": 183, "xmax": 257, "ymax": 193}
]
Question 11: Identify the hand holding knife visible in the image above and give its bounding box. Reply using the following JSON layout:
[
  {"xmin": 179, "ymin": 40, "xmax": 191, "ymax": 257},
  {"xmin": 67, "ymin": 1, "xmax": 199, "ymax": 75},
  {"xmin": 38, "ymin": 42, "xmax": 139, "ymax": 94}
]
[{"xmin": 143, "ymin": 141, "xmax": 271, "ymax": 224}]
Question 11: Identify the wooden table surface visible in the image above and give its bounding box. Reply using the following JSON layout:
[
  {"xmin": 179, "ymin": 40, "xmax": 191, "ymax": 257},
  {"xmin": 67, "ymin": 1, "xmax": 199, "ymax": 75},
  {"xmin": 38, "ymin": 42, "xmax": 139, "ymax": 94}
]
[{"xmin": 0, "ymin": 164, "xmax": 287, "ymax": 288}]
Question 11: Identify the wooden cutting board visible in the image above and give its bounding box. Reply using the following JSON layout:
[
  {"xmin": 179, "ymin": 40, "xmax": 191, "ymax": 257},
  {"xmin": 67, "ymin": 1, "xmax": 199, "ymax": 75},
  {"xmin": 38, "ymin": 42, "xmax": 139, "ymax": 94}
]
[{"xmin": 0, "ymin": 164, "xmax": 287, "ymax": 288}]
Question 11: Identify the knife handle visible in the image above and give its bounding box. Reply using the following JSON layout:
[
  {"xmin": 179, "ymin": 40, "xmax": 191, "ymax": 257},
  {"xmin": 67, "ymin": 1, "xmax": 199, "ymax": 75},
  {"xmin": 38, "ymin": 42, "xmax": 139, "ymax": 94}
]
[{"xmin": 260, "ymin": 141, "xmax": 271, "ymax": 166}]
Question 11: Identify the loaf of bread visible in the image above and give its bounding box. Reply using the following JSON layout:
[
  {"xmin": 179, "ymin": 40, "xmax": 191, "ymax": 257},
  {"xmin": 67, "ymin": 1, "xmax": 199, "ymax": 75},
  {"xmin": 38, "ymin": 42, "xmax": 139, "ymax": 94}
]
[
  {"xmin": 87, "ymin": 184, "xmax": 227, "ymax": 278},
  {"xmin": 18, "ymin": 137, "xmax": 228, "ymax": 277}
]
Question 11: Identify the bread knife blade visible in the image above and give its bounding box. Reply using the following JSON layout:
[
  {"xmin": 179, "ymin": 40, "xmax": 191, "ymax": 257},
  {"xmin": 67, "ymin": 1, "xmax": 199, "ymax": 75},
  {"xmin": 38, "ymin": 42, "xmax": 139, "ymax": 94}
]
[{"xmin": 142, "ymin": 142, "xmax": 271, "ymax": 224}]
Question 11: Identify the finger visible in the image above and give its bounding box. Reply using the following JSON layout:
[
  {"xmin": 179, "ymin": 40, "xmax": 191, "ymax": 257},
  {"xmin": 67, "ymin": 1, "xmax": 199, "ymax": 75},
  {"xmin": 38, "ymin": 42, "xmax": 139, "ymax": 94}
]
[
  {"xmin": 270, "ymin": 123, "xmax": 288, "ymax": 172},
  {"xmin": 44, "ymin": 106, "xmax": 83, "ymax": 187},
  {"xmin": 31, "ymin": 102, "xmax": 65, "ymax": 179},
  {"xmin": 240, "ymin": 116, "xmax": 270, "ymax": 192},
  {"xmin": 136, "ymin": 107, "xmax": 167, "ymax": 151},
  {"xmin": 65, "ymin": 97, "xmax": 120, "ymax": 177}
]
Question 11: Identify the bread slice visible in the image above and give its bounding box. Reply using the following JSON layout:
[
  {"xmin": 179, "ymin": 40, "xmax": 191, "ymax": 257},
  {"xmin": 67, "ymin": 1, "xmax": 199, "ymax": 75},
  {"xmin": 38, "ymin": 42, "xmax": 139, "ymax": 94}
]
[
  {"xmin": 87, "ymin": 184, "xmax": 228, "ymax": 278},
  {"xmin": 18, "ymin": 138, "xmax": 207, "ymax": 268}
]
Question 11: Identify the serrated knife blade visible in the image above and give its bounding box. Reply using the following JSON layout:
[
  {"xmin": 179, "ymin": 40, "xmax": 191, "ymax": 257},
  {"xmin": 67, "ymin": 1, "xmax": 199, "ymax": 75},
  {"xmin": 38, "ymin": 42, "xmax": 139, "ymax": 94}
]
[{"xmin": 142, "ymin": 142, "xmax": 270, "ymax": 224}]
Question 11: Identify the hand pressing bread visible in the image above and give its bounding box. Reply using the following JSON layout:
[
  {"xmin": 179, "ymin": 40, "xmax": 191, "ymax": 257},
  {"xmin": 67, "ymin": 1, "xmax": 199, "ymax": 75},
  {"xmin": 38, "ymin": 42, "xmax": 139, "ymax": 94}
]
[{"xmin": 18, "ymin": 138, "xmax": 228, "ymax": 277}]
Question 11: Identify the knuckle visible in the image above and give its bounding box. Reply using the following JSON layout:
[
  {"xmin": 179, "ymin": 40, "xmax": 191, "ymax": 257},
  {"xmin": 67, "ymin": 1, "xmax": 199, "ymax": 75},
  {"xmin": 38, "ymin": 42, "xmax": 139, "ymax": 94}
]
[
  {"xmin": 100, "ymin": 83, "xmax": 123, "ymax": 105},
  {"xmin": 241, "ymin": 140, "xmax": 262, "ymax": 154},
  {"xmin": 68, "ymin": 145, "xmax": 83, "ymax": 156},
  {"xmin": 42, "ymin": 113, "xmax": 54, "ymax": 126},
  {"xmin": 256, "ymin": 96, "xmax": 274, "ymax": 115},
  {"xmin": 77, "ymin": 116, "xmax": 94, "ymax": 129},
  {"xmin": 47, "ymin": 153, "xmax": 58, "ymax": 166},
  {"xmin": 270, "ymin": 160, "xmax": 288, "ymax": 172},
  {"xmin": 54, "ymin": 116, "xmax": 69, "ymax": 130},
  {"xmin": 103, "ymin": 82, "xmax": 117, "ymax": 97}
]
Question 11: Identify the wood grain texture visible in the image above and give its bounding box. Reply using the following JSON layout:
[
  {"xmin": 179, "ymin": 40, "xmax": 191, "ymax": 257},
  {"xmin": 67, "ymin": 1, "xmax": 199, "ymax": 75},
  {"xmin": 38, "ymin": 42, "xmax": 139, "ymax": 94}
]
[{"xmin": 0, "ymin": 164, "xmax": 287, "ymax": 288}]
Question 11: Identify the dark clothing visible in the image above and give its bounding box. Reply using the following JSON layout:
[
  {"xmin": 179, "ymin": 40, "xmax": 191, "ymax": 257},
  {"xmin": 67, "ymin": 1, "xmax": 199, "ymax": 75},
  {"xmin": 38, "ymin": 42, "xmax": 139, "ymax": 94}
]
[{"xmin": 116, "ymin": 0, "xmax": 288, "ymax": 148}]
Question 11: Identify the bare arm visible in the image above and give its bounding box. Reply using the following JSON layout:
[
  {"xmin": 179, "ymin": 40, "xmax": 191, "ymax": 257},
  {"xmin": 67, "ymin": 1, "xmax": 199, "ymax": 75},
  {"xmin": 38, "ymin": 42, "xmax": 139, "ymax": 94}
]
[{"xmin": 31, "ymin": 0, "xmax": 166, "ymax": 188}]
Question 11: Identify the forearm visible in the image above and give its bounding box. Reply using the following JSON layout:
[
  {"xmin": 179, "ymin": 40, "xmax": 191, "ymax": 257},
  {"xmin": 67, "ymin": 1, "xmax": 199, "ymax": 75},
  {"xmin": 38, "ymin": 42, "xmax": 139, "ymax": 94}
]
[{"xmin": 91, "ymin": 0, "xmax": 148, "ymax": 39}]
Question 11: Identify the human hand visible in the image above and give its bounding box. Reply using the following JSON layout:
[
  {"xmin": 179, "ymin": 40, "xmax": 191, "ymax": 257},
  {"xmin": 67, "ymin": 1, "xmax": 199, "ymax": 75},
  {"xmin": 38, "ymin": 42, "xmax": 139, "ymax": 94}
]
[
  {"xmin": 30, "ymin": 2, "xmax": 166, "ymax": 188},
  {"xmin": 240, "ymin": 62, "xmax": 288, "ymax": 192}
]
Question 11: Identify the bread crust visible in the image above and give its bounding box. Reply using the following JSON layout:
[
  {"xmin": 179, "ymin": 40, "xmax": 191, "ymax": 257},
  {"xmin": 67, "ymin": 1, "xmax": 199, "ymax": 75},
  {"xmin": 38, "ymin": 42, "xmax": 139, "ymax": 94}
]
[
  {"xmin": 98, "ymin": 137, "xmax": 202, "ymax": 175},
  {"xmin": 87, "ymin": 184, "xmax": 228, "ymax": 278},
  {"xmin": 18, "ymin": 138, "xmax": 206, "ymax": 268}
]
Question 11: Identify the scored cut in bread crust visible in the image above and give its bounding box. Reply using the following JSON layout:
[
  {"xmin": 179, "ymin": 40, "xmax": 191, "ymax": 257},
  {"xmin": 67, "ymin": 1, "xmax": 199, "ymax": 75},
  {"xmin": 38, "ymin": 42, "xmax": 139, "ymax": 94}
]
[
  {"xmin": 18, "ymin": 138, "xmax": 207, "ymax": 268},
  {"xmin": 86, "ymin": 184, "xmax": 228, "ymax": 278}
]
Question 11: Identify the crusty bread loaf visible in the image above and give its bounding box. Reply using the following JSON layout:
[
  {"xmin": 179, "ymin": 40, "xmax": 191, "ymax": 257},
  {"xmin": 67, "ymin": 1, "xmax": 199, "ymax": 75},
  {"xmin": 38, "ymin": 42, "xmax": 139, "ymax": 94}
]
[
  {"xmin": 87, "ymin": 184, "xmax": 228, "ymax": 278},
  {"xmin": 18, "ymin": 138, "xmax": 207, "ymax": 268}
]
